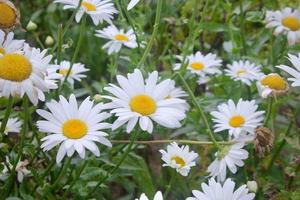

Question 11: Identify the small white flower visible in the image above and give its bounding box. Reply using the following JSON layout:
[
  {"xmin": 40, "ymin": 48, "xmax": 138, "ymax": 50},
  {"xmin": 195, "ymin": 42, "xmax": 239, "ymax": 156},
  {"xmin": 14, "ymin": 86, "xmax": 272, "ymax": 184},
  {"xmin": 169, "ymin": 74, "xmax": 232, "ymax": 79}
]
[
  {"xmin": 0, "ymin": 157, "xmax": 31, "ymax": 183},
  {"xmin": 247, "ymin": 181, "xmax": 258, "ymax": 193},
  {"xmin": 225, "ymin": 60, "xmax": 263, "ymax": 86},
  {"xmin": 95, "ymin": 25, "xmax": 138, "ymax": 54},
  {"xmin": 37, "ymin": 94, "xmax": 112, "ymax": 163},
  {"xmin": 135, "ymin": 191, "xmax": 163, "ymax": 200},
  {"xmin": 54, "ymin": 0, "xmax": 118, "ymax": 25},
  {"xmin": 159, "ymin": 142, "xmax": 198, "ymax": 176},
  {"xmin": 1, "ymin": 118, "xmax": 22, "ymax": 135},
  {"xmin": 211, "ymin": 99, "xmax": 264, "ymax": 139},
  {"xmin": 265, "ymin": 7, "xmax": 300, "ymax": 45},
  {"xmin": 256, "ymin": 73, "xmax": 288, "ymax": 98},
  {"xmin": 103, "ymin": 69, "xmax": 187, "ymax": 133},
  {"xmin": 166, "ymin": 80, "xmax": 189, "ymax": 111},
  {"xmin": 277, "ymin": 53, "xmax": 300, "ymax": 87},
  {"xmin": 207, "ymin": 143, "xmax": 249, "ymax": 182},
  {"xmin": 127, "ymin": 0, "xmax": 140, "ymax": 10},
  {"xmin": 0, "ymin": 30, "xmax": 24, "ymax": 55},
  {"xmin": 186, "ymin": 178, "xmax": 255, "ymax": 200}
]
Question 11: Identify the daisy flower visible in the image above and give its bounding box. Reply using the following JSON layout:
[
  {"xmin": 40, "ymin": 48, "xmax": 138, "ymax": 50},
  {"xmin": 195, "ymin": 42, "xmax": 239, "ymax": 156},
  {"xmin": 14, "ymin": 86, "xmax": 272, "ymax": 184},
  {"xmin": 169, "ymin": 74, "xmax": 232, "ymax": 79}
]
[
  {"xmin": 95, "ymin": 25, "xmax": 138, "ymax": 54},
  {"xmin": 211, "ymin": 99, "xmax": 264, "ymax": 139},
  {"xmin": 135, "ymin": 191, "xmax": 163, "ymax": 200},
  {"xmin": 159, "ymin": 142, "xmax": 198, "ymax": 176},
  {"xmin": 55, "ymin": 60, "xmax": 89, "ymax": 84},
  {"xmin": 0, "ymin": 44, "xmax": 60, "ymax": 105},
  {"xmin": 0, "ymin": 30, "xmax": 24, "ymax": 55},
  {"xmin": 0, "ymin": 0, "xmax": 20, "ymax": 30},
  {"xmin": 54, "ymin": 0, "xmax": 117, "ymax": 25},
  {"xmin": 166, "ymin": 80, "xmax": 189, "ymax": 111},
  {"xmin": 36, "ymin": 94, "xmax": 112, "ymax": 163},
  {"xmin": 277, "ymin": 53, "xmax": 300, "ymax": 87},
  {"xmin": 0, "ymin": 157, "xmax": 31, "ymax": 183},
  {"xmin": 225, "ymin": 60, "xmax": 263, "ymax": 86},
  {"xmin": 127, "ymin": 0, "xmax": 140, "ymax": 10},
  {"xmin": 207, "ymin": 143, "xmax": 249, "ymax": 182},
  {"xmin": 186, "ymin": 178, "xmax": 255, "ymax": 200},
  {"xmin": 102, "ymin": 69, "xmax": 187, "ymax": 133},
  {"xmin": 1, "ymin": 117, "xmax": 22, "ymax": 135},
  {"xmin": 173, "ymin": 51, "xmax": 222, "ymax": 83},
  {"xmin": 256, "ymin": 73, "xmax": 289, "ymax": 98},
  {"xmin": 265, "ymin": 7, "xmax": 300, "ymax": 45}
]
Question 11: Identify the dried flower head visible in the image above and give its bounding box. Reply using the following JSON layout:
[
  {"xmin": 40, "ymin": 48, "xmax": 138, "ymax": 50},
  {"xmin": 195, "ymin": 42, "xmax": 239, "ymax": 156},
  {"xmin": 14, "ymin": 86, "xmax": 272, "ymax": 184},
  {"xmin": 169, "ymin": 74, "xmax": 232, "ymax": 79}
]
[
  {"xmin": 254, "ymin": 127, "xmax": 274, "ymax": 157},
  {"xmin": 0, "ymin": 0, "xmax": 20, "ymax": 31}
]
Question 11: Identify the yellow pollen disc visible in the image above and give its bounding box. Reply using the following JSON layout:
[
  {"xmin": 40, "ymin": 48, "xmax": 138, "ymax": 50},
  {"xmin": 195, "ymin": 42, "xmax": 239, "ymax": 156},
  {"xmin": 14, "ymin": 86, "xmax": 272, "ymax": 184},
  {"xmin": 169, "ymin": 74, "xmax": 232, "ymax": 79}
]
[
  {"xmin": 0, "ymin": 47, "xmax": 5, "ymax": 55},
  {"xmin": 114, "ymin": 34, "xmax": 129, "ymax": 42},
  {"xmin": 261, "ymin": 74, "xmax": 286, "ymax": 90},
  {"xmin": 0, "ymin": 3, "xmax": 16, "ymax": 28},
  {"xmin": 229, "ymin": 115, "xmax": 245, "ymax": 128},
  {"xmin": 190, "ymin": 62, "xmax": 205, "ymax": 70},
  {"xmin": 62, "ymin": 119, "xmax": 87, "ymax": 139},
  {"xmin": 171, "ymin": 156, "xmax": 186, "ymax": 168},
  {"xmin": 236, "ymin": 69, "xmax": 247, "ymax": 77},
  {"xmin": 130, "ymin": 95, "xmax": 157, "ymax": 116},
  {"xmin": 81, "ymin": 1, "xmax": 96, "ymax": 11},
  {"xmin": 59, "ymin": 69, "xmax": 72, "ymax": 76},
  {"xmin": 0, "ymin": 53, "xmax": 32, "ymax": 82},
  {"xmin": 282, "ymin": 16, "xmax": 300, "ymax": 31}
]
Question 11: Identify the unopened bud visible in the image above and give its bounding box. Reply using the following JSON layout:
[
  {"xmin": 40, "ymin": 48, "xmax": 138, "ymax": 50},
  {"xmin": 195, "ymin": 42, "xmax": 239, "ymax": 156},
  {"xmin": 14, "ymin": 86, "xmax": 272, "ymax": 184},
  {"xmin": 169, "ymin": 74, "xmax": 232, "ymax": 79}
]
[
  {"xmin": 247, "ymin": 181, "xmax": 258, "ymax": 193},
  {"xmin": 93, "ymin": 94, "xmax": 102, "ymax": 102},
  {"xmin": 26, "ymin": 20, "xmax": 37, "ymax": 31},
  {"xmin": 45, "ymin": 36, "xmax": 54, "ymax": 46}
]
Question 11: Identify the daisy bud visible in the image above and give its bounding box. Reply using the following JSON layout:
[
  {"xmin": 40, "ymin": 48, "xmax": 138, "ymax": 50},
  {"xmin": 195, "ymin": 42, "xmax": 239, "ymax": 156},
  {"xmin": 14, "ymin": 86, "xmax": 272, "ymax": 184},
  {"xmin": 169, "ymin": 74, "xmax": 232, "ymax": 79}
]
[
  {"xmin": 254, "ymin": 127, "xmax": 274, "ymax": 157},
  {"xmin": 93, "ymin": 94, "xmax": 102, "ymax": 102},
  {"xmin": 45, "ymin": 36, "xmax": 54, "ymax": 46},
  {"xmin": 247, "ymin": 180, "xmax": 258, "ymax": 193},
  {"xmin": 26, "ymin": 20, "xmax": 37, "ymax": 31},
  {"xmin": 0, "ymin": 0, "xmax": 20, "ymax": 31}
]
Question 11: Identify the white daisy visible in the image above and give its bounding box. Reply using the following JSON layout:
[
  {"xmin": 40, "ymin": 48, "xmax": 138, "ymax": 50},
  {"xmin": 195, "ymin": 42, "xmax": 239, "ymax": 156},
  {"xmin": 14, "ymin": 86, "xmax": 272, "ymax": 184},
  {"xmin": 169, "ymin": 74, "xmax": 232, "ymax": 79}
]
[
  {"xmin": 0, "ymin": 44, "xmax": 60, "ymax": 105},
  {"xmin": 54, "ymin": 0, "xmax": 118, "ymax": 25},
  {"xmin": 173, "ymin": 51, "xmax": 222, "ymax": 82},
  {"xmin": 36, "ymin": 94, "xmax": 112, "ymax": 163},
  {"xmin": 55, "ymin": 60, "xmax": 89, "ymax": 84},
  {"xmin": 127, "ymin": 0, "xmax": 140, "ymax": 10},
  {"xmin": 102, "ymin": 69, "xmax": 187, "ymax": 133},
  {"xmin": 256, "ymin": 73, "xmax": 288, "ymax": 98},
  {"xmin": 135, "ymin": 191, "xmax": 163, "ymax": 200},
  {"xmin": 211, "ymin": 99, "xmax": 264, "ymax": 139},
  {"xmin": 207, "ymin": 143, "xmax": 249, "ymax": 182},
  {"xmin": 1, "ymin": 117, "xmax": 22, "ymax": 135},
  {"xmin": 225, "ymin": 60, "xmax": 263, "ymax": 86},
  {"xmin": 95, "ymin": 25, "xmax": 138, "ymax": 54},
  {"xmin": 186, "ymin": 178, "xmax": 255, "ymax": 200},
  {"xmin": 265, "ymin": 7, "xmax": 300, "ymax": 45},
  {"xmin": 0, "ymin": 157, "xmax": 31, "ymax": 183},
  {"xmin": 166, "ymin": 80, "xmax": 189, "ymax": 111},
  {"xmin": 277, "ymin": 53, "xmax": 300, "ymax": 87},
  {"xmin": 159, "ymin": 142, "xmax": 198, "ymax": 176},
  {"xmin": 0, "ymin": 30, "xmax": 24, "ymax": 55}
]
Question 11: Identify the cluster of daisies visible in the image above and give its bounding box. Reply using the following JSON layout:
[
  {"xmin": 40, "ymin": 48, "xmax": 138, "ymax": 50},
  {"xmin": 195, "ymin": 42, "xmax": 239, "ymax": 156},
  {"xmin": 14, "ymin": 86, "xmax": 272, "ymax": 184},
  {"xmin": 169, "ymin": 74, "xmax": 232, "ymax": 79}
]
[{"xmin": 1, "ymin": 0, "xmax": 300, "ymax": 199}]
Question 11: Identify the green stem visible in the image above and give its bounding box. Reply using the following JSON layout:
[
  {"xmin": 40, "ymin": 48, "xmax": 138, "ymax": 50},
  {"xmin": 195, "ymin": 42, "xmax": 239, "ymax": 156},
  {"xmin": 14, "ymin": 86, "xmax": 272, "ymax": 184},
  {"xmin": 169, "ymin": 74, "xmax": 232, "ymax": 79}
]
[
  {"xmin": 175, "ymin": 72, "xmax": 220, "ymax": 149},
  {"xmin": 239, "ymin": 0, "xmax": 247, "ymax": 56},
  {"xmin": 263, "ymin": 98, "xmax": 273, "ymax": 126},
  {"xmin": 163, "ymin": 170, "xmax": 176, "ymax": 199},
  {"xmin": 111, "ymin": 139, "xmax": 238, "ymax": 145},
  {"xmin": 0, "ymin": 96, "xmax": 14, "ymax": 135},
  {"xmin": 137, "ymin": 0, "xmax": 163, "ymax": 69},
  {"xmin": 57, "ymin": 24, "xmax": 63, "ymax": 64},
  {"xmin": 86, "ymin": 131, "xmax": 139, "ymax": 197},
  {"xmin": 288, "ymin": 161, "xmax": 300, "ymax": 189}
]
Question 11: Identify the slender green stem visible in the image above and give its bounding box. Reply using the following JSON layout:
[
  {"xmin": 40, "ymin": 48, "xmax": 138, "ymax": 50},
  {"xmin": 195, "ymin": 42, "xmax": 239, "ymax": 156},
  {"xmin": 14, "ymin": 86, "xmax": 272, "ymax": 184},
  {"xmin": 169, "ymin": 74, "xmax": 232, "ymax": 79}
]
[
  {"xmin": 33, "ymin": 32, "xmax": 46, "ymax": 49},
  {"xmin": 175, "ymin": 72, "xmax": 220, "ymax": 149},
  {"xmin": 0, "ymin": 96, "xmax": 14, "ymax": 135},
  {"xmin": 239, "ymin": 0, "xmax": 247, "ymax": 56},
  {"xmin": 263, "ymin": 97, "xmax": 273, "ymax": 126},
  {"xmin": 163, "ymin": 170, "xmax": 176, "ymax": 199},
  {"xmin": 111, "ymin": 139, "xmax": 238, "ymax": 145},
  {"xmin": 137, "ymin": 0, "xmax": 163, "ymax": 69},
  {"xmin": 288, "ymin": 161, "xmax": 300, "ymax": 189},
  {"xmin": 57, "ymin": 24, "xmax": 63, "ymax": 64},
  {"xmin": 87, "ymin": 131, "xmax": 139, "ymax": 197}
]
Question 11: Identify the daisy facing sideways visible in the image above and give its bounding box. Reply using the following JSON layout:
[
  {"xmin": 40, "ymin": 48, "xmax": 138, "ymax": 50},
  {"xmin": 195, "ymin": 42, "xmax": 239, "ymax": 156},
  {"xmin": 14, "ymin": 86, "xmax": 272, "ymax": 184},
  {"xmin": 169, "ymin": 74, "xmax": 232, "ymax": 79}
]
[
  {"xmin": 277, "ymin": 53, "xmax": 300, "ymax": 87},
  {"xmin": 265, "ymin": 7, "xmax": 300, "ymax": 45},
  {"xmin": 211, "ymin": 99, "xmax": 264, "ymax": 139},
  {"xmin": 102, "ymin": 69, "xmax": 188, "ymax": 133},
  {"xmin": 55, "ymin": 60, "xmax": 89, "ymax": 84},
  {"xmin": 1, "ymin": 117, "xmax": 22, "ymax": 135},
  {"xmin": 207, "ymin": 143, "xmax": 249, "ymax": 182},
  {"xmin": 54, "ymin": 0, "xmax": 117, "ymax": 25},
  {"xmin": 160, "ymin": 142, "xmax": 198, "ymax": 176},
  {"xmin": 95, "ymin": 25, "xmax": 137, "ymax": 54},
  {"xmin": 37, "ymin": 94, "xmax": 112, "ymax": 163},
  {"xmin": 225, "ymin": 60, "xmax": 263, "ymax": 86},
  {"xmin": 256, "ymin": 73, "xmax": 289, "ymax": 98},
  {"xmin": 135, "ymin": 191, "xmax": 163, "ymax": 200},
  {"xmin": 186, "ymin": 178, "xmax": 255, "ymax": 200},
  {"xmin": 0, "ymin": 30, "xmax": 24, "ymax": 55}
]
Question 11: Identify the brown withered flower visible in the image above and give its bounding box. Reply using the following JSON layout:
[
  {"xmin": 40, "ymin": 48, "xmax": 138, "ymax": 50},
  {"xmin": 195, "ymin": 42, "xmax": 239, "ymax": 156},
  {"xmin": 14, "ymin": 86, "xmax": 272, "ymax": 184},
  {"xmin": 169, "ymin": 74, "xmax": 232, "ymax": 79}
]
[
  {"xmin": 254, "ymin": 127, "xmax": 274, "ymax": 157},
  {"xmin": 0, "ymin": 0, "xmax": 20, "ymax": 31}
]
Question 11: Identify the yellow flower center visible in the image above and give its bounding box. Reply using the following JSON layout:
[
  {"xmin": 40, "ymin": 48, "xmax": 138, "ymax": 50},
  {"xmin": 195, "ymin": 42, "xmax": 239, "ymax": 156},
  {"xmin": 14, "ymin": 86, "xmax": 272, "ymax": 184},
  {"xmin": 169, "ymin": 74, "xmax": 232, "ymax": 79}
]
[
  {"xmin": 130, "ymin": 95, "xmax": 157, "ymax": 116},
  {"xmin": 229, "ymin": 115, "xmax": 245, "ymax": 127},
  {"xmin": 282, "ymin": 16, "xmax": 300, "ymax": 31},
  {"xmin": 261, "ymin": 74, "xmax": 286, "ymax": 90},
  {"xmin": 236, "ymin": 69, "xmax": 247, "ymax": 77},
  {"xmin": 81, "ymin": 1, "xmax": 96, "ymax": 11},
  {"xmin": 59, "ymin": 69, "xmax": 72, "ymax": 76},
  {"xmin": 0, "ymin": 3, "xmax": 16, "ymax": 28},
  {"xmin": 190, "ymin": 62, "xmax": 205, "ymax": 70},
  {"xmin": 0, "ymin": 53, "xmax": 32, "ymax": 82},
  {"xmin": 114, "ymin": 34, "xmax": 129, "ymax": 42},
  {"xmin": 0, "ymin": 47, "xmax": 5, "ymax": 55},
  {"xmin": 171, "ymin": 156, "xmax": 186, "ymax": 168},
  {"xmin": 62, "ymin": 119, "xmax": 87, "ymax": 139}
]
